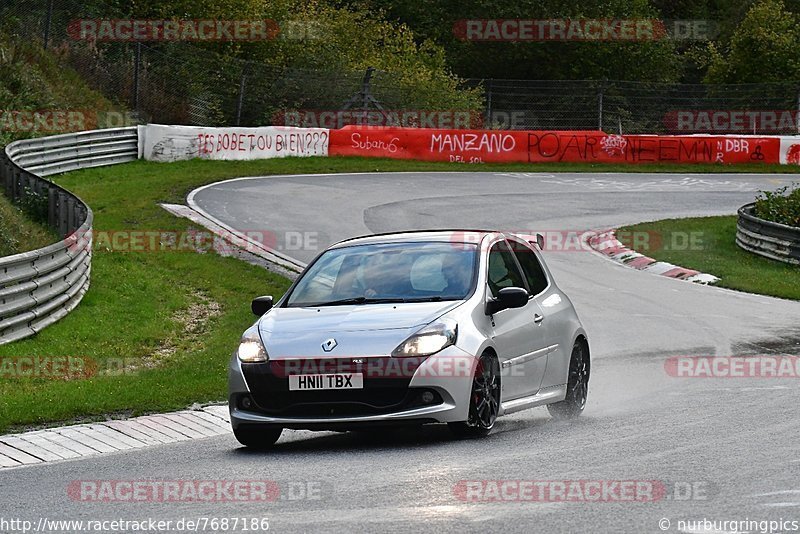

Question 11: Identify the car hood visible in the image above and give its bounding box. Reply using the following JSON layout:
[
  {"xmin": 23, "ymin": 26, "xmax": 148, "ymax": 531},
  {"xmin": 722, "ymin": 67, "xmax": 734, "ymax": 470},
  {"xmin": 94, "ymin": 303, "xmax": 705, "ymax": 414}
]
[{"xmin": 257, "ymin": 301, "xmax": 461, "ymax": 359}]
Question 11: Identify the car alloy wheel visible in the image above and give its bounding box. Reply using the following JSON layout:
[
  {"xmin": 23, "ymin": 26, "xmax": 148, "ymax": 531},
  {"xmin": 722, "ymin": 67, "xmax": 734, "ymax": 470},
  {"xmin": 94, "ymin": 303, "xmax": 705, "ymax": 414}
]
[{"xmin": 449, "ymin": 352, "xmax": 500, "ymax": 437}]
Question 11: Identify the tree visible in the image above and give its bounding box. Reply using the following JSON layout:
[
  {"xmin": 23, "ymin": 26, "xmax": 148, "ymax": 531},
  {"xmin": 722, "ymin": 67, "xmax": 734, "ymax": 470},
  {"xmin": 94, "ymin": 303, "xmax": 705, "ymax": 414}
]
[
  {"xmin": 341, "ymin": 0, "xmax": 682, "ymax": 82},
  {"xmin": 704, "ymin": 0, "xmax": 800, "ymax": 82}
]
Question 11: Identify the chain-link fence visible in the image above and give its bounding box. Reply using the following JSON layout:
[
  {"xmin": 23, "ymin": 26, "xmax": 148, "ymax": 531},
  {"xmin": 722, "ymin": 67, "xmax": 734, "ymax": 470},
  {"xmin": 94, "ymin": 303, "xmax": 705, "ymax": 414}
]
[
  {"xmin": 3, "ymin": 0, "xmax": 800, "ymax": 134},
  {"xmin": 479, "ymin": 79, "xmax": 800, "ymax": 134}
]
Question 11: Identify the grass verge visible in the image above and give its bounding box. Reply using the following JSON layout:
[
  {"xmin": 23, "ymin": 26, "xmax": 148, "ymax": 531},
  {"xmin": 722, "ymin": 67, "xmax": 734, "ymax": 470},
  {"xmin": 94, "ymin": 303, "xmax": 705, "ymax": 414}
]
[
  {"xmin": 618, "ymin": 216, "xmax": 800, "ymax": 300},
  {"xmin": 0, "ymin": 155, "xmax": 798, "ymax": 434},
  {"xmin": 0, "ymin": 193, "xmax": 57, "ymax": 256}
]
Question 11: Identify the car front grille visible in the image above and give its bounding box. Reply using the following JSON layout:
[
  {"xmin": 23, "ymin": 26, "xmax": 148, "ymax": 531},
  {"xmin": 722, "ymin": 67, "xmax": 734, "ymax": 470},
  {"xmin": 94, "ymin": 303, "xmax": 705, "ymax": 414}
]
[{"xmin": 240, "ymin": 356, "xmax": 436, "ymax": 417}]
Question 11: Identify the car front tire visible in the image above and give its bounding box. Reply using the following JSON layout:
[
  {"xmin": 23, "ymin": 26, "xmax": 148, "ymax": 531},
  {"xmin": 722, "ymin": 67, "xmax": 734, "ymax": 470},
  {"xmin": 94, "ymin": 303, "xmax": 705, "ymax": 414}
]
[
  {"xmin": 448, "ymin": 352, "xmax": 500, "ymax": 438},
  {"xmin": 233, "ymin": 426, "xmax": 283, "ymax": 449}
]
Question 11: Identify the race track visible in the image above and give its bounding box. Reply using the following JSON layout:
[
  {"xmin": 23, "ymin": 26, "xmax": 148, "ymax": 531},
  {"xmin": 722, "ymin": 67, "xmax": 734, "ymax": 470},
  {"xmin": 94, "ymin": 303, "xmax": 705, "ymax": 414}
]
[{"xmin": 6, "ymin": 172, "xmax": 800, "ymax": 533}]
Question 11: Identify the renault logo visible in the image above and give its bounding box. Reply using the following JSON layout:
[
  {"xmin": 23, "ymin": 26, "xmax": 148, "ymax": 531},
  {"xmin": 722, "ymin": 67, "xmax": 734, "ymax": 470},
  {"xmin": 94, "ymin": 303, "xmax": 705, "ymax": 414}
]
[{"xmin": 322, "ymin": 338, "xmax": 338, "ymax": 352}]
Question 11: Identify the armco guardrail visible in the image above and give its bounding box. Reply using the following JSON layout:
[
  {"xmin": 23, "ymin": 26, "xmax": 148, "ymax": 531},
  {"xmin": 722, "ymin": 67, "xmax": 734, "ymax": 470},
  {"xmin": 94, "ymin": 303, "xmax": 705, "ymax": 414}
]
[
  {"xmin": 0, "ymin": 127, "xmax": 138, "ymax": 344},
  {"xmin": 736, "ymin": 203, "xmax": 800, "ymax": 266}
]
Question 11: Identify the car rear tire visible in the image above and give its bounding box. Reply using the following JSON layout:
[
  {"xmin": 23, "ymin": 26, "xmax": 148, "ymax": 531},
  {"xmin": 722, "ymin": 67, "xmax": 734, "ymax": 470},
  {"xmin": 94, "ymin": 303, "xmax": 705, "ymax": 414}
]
[
  {"xmin": 448, "ymin": 352, "xmax": 500, "ymax": 438},
  {"xmin": 233, "ymin": 426, "xmax": 283, "ymax": 449},
  {"xmin": 547, "ymin": 340, "xmax": 589, "ymax": 420}
]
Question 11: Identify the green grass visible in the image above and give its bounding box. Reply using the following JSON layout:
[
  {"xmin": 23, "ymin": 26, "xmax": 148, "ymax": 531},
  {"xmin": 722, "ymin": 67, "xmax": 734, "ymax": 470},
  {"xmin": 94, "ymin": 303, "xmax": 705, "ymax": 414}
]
[
  {"xmin": 618, "ymin": 216, "xmax": 800, "ymax": 300},
  {"xmin": 0, "ymin": 193, "xmax": 57, "ymax": 256},
  {"xmin": 2, "ymin": 155, "xmax": 800, "ymax": 433}
]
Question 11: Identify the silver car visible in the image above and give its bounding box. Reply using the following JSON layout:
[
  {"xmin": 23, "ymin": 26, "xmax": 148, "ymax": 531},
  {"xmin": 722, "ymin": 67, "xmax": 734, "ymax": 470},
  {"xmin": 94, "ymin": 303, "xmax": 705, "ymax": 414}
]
[{"xmin": 228, "ymin": 230, "xmax": 589, "ymax": 448}]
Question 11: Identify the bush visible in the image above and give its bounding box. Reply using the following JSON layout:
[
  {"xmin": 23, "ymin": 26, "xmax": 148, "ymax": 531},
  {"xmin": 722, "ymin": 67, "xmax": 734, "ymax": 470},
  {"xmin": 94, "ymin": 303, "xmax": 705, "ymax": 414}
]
[
  {"xmin": 754, "ymin": 183, "xmax": 800, "ymax": 227},
  {"xmin": 17, "ymin": 186, "xmax": 49, "ymax": 224}
]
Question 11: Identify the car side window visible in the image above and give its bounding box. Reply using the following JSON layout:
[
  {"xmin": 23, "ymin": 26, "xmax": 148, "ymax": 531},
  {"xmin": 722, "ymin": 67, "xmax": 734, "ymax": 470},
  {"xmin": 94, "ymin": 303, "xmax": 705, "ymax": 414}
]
[
  {"xmin": 487, "ymin": 241, "xmax": 526, "ymax": 296},
  {"xmin": 509, "ymin": 239, "xmax": 549, "ymax": 295}
]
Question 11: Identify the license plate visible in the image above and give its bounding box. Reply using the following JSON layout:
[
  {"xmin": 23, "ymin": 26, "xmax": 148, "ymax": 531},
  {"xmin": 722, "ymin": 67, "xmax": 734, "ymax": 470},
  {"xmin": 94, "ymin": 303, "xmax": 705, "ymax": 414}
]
[{"xmin": 288, "ymin": 373, "xmax": 364, "ymax": 391}]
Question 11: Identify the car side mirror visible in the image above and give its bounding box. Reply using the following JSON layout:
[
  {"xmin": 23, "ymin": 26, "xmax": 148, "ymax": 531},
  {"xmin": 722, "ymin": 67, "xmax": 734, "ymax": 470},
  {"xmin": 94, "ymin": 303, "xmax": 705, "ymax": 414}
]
[
  {"xmin": 251, "ymin": 295, "xmax": 274, "ymax": 316},
  {"xmin": 486, "ymin": 287, "xmax": 529, "ymax": 315},
  {"xmin": 530, "ymin": 233, "xmax": 544, "ymax": 250}
]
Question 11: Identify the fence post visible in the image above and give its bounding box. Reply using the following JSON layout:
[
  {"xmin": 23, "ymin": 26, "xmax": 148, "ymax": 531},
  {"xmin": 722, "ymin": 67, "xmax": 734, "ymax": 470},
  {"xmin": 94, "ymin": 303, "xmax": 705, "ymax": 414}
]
[
  {"xmin": 796, "ymin": 87, "xmax": 800, "ymax": 135},
  {"xmin": 132, "ymin": 43, "xmax": 141, "ymax": 115},
  {"xmin": 485, "ymin": 79, "xmax": 493, "ymax": 128},
  {"xmin": 43, "ymin": 0, "xmax": 54, "ymax": 49},
  {"xmin": 235, "ymin": 62, "xmax": 248, "ymax": 127},
  {"xmin": 597, "ymin": 82, "xmax": 605, "ymax": 132}
]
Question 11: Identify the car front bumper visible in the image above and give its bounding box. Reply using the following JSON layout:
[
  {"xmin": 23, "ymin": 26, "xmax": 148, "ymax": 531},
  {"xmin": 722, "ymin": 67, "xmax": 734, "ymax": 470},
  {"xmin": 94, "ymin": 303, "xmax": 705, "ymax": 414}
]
[{"xmin": 228, "ymin": 346, "xmax": 475, "ymax": 430}]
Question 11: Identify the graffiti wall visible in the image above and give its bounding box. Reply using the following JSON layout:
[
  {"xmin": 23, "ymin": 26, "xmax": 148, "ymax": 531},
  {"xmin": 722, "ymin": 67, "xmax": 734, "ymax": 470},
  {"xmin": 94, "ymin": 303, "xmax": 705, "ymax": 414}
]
[
  {"xmin": 329, "ymin": 126, "xmax": 783, "ymax": 165},
  {"xmin": 139, "ymin": 124, "xmax": 329, "ymax": 162},
  {"xmin": 138, "ymin": 124, "xmax": 798, "ymax": 165}
]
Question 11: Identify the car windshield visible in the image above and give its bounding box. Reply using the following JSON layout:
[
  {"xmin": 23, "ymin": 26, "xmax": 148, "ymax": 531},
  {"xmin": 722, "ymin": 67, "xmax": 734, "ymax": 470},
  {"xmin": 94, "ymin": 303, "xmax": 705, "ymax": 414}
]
[{"xmin": 285, "ymin": 241, "xmax": 478, "ymax": 307}]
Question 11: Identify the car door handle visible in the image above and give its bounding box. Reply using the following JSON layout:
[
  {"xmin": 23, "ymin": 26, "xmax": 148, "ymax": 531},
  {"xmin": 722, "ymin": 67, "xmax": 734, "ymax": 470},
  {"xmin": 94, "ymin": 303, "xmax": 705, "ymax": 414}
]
[{"xmin": 533, "ymin": 314, "xmax": 544, "ymax": 324}]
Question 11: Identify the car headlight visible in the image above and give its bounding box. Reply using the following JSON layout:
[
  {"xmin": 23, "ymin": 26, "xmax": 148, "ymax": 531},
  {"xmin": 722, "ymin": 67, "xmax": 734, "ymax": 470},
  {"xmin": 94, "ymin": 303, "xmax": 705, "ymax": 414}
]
[
  {"xmin": 392, "ymin": 318, "xmax": 458, "ymax": 357},
  {"xmin": 237, "ymin": 327, "xmax": 269, "ymax": 363}
]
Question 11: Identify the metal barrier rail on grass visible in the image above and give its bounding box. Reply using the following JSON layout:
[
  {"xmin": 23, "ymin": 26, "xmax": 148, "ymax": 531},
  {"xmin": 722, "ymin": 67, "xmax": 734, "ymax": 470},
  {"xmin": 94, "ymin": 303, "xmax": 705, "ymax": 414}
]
[
  {"xmin": 736, "ymin": 202, "xmax": 800, "ymax": 266},
  {"xmin": 0, "ymin": 127, "xmax": 138, "ymax": 344}
]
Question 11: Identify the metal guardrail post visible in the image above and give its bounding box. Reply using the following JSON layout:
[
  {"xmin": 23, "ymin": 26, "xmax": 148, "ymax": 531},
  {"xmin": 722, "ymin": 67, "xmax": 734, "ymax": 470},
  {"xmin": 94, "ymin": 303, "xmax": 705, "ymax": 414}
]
[
  {"xmin": 57, "ymin": 190, "xmax": 68, "ymax": 236},
  {"xmin": 48, "ymin": 187, "xmax": 57, "ymax": 228}
]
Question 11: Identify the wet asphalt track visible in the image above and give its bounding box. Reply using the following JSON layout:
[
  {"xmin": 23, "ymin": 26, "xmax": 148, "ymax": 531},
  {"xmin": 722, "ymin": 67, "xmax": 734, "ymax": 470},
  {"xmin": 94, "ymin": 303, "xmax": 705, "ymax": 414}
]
[{"xmin": 4, "ymin": 172, "xmax": 800, "ymax": 534}]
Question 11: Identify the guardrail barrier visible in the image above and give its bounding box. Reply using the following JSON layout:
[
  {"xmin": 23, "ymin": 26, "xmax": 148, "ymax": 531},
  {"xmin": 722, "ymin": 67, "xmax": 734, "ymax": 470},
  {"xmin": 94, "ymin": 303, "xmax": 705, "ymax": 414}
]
[
  {"xmin": 736, "ymin": 203, "xmax": 800, "ymax": 265},
  {"xmin": 0, "ymin": 127, "xmax": 138, "ymax": 344}
]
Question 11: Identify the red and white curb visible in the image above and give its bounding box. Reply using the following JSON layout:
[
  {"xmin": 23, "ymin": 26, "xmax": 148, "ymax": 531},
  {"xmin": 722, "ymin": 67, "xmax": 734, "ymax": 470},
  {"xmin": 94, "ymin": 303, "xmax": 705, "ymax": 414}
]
[
  {"xmin": 0, "ymin": 405, "xmax": 230, "ymax": 469},
  {"xmin": 588, "ymin": 230, "xmax": 720, "ymax": 284}
]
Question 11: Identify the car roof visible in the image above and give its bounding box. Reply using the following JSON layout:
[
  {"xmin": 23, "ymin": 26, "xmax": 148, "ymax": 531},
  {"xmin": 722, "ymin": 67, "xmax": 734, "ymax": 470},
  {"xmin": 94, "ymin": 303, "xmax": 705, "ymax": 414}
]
[{"xmin": 329, "ymin": 229, "xmax": 503, "ymax": 249}]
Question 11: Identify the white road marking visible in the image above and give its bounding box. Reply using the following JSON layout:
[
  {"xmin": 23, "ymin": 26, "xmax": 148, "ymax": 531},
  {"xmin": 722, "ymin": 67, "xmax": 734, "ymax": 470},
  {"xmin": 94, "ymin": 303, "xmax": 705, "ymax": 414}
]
[{"xmin": 753, "ymin": 490, "xmax": 800, "ymax": 497}]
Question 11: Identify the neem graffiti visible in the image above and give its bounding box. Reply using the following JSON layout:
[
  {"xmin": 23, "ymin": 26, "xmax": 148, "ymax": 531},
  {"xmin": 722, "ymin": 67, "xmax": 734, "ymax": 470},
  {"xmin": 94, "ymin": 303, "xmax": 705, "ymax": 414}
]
[{"xmin": 526, "ymin": 132, "xmax": 762, "ymax": 163}]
